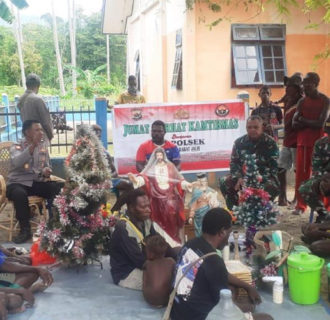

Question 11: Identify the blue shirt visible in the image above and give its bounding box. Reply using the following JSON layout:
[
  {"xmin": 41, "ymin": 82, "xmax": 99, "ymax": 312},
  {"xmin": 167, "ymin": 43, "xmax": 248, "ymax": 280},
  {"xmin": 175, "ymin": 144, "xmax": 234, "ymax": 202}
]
[{"xmin": 0, "ymin": 250, "xmax": 7, "ymax": 267}]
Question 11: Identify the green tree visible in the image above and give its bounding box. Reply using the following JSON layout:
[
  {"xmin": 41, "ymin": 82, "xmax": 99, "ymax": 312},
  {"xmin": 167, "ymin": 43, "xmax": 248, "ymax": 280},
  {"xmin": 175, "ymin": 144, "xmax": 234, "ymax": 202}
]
[
  {"xmin": 0, "ymin": 11, "xmax": 127, "ymax": 94},
  {"xmin": 75, "ymin": 12, "xmax": 106, "ymax": 72},
  {"xmin": 74, "ymin": 12, "xmax": 126, "ymax": 86},
  {"xmin": 22, "ymin": 24, "xmax": 54, "ymax": 85},
  {"xmin": 109, "ymin": 35, "xmax": 127, "ymax": 85},
  {"xmin": 0, "ymin": 26, "xmax": 17, "ymax": 85},
  {"xmin": 0, "ymin": 25, "xmax": 43, "ymax": 86}
]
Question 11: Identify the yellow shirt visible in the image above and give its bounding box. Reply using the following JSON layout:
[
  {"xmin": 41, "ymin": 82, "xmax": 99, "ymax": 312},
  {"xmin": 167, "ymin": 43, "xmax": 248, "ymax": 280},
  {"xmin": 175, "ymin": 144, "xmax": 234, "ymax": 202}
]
[{"xmin": 117, "ymin": 92, "xmax": 146, "ymax": 104}]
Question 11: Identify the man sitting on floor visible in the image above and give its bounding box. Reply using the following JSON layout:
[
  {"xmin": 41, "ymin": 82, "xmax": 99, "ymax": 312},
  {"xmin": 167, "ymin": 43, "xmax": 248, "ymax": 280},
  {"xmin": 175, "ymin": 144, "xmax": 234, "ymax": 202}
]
[
  {"xmin": 108, "ymin": 189, "xmax": 177, "ymax": 290},
  {"xmin": 171, "ymin": 208, "xmax": 272, "ymax": 320},
  {"xmin": 6, "ymin": 120, "xmax": 64, "ymax": 243},
  {"xmin": 220, "ymin": 116, "xmax": 279, "ymax": 210},
  {"xmin": 301, "ymin": 221, "xmax": 330, "ymax": 257},
  {"xmin": 299, "ymin": 118, "xmax": 330, "ymax": 223}
]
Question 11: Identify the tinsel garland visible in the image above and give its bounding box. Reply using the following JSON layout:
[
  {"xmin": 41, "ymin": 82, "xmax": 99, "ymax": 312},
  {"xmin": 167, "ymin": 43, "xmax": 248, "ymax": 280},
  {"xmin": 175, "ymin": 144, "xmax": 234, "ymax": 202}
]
[
  {"xmin": 40, "ymin": 125, "xmax": 115, "ymax": 265},
  {"xmin": 233, "ymin": 153, "xmax": 279, "ymax": 228}
]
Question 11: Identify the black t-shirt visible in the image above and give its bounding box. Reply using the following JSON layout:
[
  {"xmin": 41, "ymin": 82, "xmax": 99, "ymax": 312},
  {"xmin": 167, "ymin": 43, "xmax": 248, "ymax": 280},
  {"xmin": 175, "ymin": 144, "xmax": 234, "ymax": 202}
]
[{"xmin": 171, "ymin": 237, "xmax": 228, "ymax": 320}]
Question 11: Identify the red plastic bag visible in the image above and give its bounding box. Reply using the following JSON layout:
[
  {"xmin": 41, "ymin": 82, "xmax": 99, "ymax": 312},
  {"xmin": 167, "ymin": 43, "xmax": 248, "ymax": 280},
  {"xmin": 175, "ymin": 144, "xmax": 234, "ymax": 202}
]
[{"xmin": 30, "ymin": 241, "xmax": 57, "ymax": 266}]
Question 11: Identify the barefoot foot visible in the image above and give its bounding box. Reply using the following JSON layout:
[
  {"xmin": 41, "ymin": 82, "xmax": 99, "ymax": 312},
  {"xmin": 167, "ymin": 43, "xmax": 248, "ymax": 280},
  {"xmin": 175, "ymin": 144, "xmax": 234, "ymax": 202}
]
[{"xmin": 30, "ymin": 282, "xmax": 48, "ymax": 294}]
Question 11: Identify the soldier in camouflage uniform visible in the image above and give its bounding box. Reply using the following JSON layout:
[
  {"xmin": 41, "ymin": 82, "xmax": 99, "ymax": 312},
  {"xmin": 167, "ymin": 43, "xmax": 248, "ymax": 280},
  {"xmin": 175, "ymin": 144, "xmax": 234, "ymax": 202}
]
[
  {"xmin": 220, "ymin": 116, "xmax": 279, "ymax": 210},
  {"xmin": 299, "ymin": 120, "xmax": 330, "ymax": 222}
]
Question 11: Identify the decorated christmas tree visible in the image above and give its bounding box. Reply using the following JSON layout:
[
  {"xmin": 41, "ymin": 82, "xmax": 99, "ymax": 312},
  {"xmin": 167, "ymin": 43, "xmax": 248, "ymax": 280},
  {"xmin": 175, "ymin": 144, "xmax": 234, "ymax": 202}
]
[
  {"xmin": 233, "ymin": 153, "xmax": 279, "ymax": 228},
  {"xmin": 40, "ymin": 125, "xmax": 113, "ymax": 265}
]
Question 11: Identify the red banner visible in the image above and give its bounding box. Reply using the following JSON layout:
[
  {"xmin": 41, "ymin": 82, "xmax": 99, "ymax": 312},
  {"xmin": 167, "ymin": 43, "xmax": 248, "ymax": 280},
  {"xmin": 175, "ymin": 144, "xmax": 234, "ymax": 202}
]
[{"xmin": 112, "ymin": 101, "xmax": 247, "ymax": 174}]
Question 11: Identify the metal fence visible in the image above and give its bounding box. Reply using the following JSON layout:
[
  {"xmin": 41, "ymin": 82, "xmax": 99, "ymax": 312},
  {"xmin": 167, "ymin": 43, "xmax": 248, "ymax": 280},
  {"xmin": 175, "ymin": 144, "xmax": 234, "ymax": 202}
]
[{"xmin": 0, "ymin": 94, "xmax": 113, "ymax": 156}]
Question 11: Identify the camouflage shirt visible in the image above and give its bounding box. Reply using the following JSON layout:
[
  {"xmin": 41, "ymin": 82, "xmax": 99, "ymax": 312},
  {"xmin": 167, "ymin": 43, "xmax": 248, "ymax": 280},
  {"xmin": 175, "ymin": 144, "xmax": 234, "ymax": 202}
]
[
  {"xmin": 230, "ymin": 133, "xmax": 279, "ymax": 181},
  {"xmin": 312, "ymin": 136, "xmax": 330, "ymax": 177}
]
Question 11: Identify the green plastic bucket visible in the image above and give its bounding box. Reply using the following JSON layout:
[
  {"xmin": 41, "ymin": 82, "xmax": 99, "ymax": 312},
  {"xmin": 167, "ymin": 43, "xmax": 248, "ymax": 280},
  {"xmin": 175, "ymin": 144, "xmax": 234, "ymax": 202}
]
[{"xmin": 287, "ymin": 252, "xmax": 324, "ymax": 305}]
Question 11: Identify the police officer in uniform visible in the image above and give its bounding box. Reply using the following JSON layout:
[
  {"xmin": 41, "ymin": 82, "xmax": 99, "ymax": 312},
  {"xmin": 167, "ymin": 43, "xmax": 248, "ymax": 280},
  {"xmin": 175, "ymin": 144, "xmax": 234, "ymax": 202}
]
[{"xmin": 6, "ymin": 120, "xmax": 63, "ymax": 243}]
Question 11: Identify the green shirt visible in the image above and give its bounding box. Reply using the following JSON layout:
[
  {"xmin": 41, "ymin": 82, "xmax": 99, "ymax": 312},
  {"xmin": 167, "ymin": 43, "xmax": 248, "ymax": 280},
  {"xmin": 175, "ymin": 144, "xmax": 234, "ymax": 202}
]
[
  {"xmin": 230, "ymin": 133, "xmax": 279, "ymax": 181},
  {"xmin": 312, "ymin": 136, "xmax": 330, "ymax": 177}
]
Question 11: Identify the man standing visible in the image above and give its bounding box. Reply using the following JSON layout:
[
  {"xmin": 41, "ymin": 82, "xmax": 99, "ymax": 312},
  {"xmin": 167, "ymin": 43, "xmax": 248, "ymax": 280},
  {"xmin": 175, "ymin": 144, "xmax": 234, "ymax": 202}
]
[
  {"xmin": 171, "ymin": 208, "xmax": 263, "ymax": 320},
  {"xmin": 251, "ymin": 86, "xmax": 283, "ymax": 138},
  {"xmin": 292, "ymin": 72, "xmax": 329, "ymax": 215},
  {"xmin": 220, "ymin": 116, "xmax": 279, "ymax": 210},
  {"xmin": 116, "ymin": 75, "xmax": 146, "ymax": 105},
  {"xmin": 277, "ymin": 74, "xmax": 304, "ymax": 206},
  {"xmin": 6, "ymin": 120, "xmax": 63, "ymax": 243},
  {"xmin": 299, "ymin": 119, "xmax": 330, "ymax": 222},
  {"xmin": 109, "ymin": 189, "xmax": 176, "ymax": 290},
  {"xmin": 18, "ymin": 74, "xmax": 53, "ymax": 143},
  {"xmin": 136, "ymin": 120, "xmax": 181, "ymax": 172}
]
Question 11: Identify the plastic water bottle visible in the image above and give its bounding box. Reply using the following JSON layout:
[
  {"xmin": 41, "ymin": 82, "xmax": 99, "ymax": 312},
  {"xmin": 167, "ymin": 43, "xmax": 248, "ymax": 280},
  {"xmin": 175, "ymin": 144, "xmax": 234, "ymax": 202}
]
[
  {"xmin": 222, "ymin": 245, "xmax": 230, "ymax": 261},
  {"xmin": 218, "ymin": 289, "xmax": 245, "ymax": 320},
  {"xmin": 262, "ymin": 276, "xmax": 283, "ymax": 304}
]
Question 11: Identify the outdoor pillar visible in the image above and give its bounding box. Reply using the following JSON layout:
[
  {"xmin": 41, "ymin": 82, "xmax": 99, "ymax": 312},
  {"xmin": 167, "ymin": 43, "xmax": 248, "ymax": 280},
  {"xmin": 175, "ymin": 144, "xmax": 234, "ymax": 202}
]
[
  {"xmin": 14, "ymin": 95, "xmax": 22, "ymax": 140},
  {"xmin": 2, "ymin": 94, "xmax": 11, "ymax": 134},
  {"xmin": 95, "ymin": 97, "xmax": 108, "ymax": 149}
]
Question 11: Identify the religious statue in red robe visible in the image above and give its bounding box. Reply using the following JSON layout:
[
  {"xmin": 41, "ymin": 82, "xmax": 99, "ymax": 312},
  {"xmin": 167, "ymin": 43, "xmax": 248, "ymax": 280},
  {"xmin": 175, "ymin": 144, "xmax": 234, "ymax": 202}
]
[{"xmin": 128, "ymin": 147, "xmax": 192, "ymax": 243}]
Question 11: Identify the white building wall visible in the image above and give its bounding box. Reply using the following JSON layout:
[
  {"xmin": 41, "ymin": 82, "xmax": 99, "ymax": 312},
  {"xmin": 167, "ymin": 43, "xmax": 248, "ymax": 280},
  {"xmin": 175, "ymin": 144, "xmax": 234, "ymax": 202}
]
[{"xmin": 126, "ymin": 0, "xmax": 188, "ymax": 103}]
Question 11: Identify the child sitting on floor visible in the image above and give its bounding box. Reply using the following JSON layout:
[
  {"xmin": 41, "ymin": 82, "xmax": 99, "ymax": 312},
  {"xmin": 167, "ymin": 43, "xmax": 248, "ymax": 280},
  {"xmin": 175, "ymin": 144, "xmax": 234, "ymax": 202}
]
[
  {"xmin": 143, "ymin": 235, "xmax": 175, "ymax": 307},
  {"xmin": 0, "ymin": 247, "xmax": 53, "ymax": 318}
]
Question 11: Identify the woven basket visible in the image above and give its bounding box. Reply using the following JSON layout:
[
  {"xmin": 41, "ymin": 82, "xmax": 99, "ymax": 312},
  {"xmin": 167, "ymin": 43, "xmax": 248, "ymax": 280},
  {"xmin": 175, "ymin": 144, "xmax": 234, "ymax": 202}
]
[
  {"xmin": 253, "ymin": 230, "xmax": 294, "ymax": 259},
  {"xmin": 225, "ymin": 260, "xmax": 253, "ymax": 296}
]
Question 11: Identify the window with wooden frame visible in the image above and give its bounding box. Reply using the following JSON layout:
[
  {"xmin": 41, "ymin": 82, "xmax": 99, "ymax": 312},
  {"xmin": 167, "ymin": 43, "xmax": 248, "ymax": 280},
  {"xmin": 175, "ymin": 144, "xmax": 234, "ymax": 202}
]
[
  {"xmin": 171, "ymin": 29, "xmax": 182, "ymax": 90},
  {"xmin": 232, "ymin": 24, "xmax": 287, "ymax": 86}
]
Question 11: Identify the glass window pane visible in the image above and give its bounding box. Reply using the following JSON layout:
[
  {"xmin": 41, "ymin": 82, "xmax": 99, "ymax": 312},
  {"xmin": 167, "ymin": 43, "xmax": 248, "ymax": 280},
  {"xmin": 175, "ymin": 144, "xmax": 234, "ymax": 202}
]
[
  {"xmin": 246, "ymin": 46, "xmax": 256, "ymax": 57},
  {"xmin": 236, "ymin": 59, "xmax": 247, "ymax": 70},
  {"xmin": 236, "ymin": 71, "xmax": 249, "ymax": 84},
  {"xmin": 262, "ymin": 46, "xmax": 272, "ymax": 57},
  {"xmin": 234, "ymin": 46, "xmax": 245, "ymax": 58},
  {"xmin": 236, "ymin": 27, "xmax": 258, "ymax": 39},
  {"xmin": 276, "ymin": 71, "xmax": 285, "ymax": 82},
  {"xmin": 275, "ymin": 58, "xmax": 284, "ymax": 69},
  {"xmin": 248, "ymin": 71, "xmax": 260, "ymax": 83},
  {"xmin": 261, "ymin": 27, "xmax": 284, "ymax": 39},
  {"xmin": 265, "ymin": 71, "xmax": 275, "ymax": 82},
  {"xmin": 263, "ymin": 58, "xmax": 274, "ymax": 69},
  {"xmin": 273, "ymin": 46, "xmax": 283, "ymax": 57},
  {"xmin": 176, "ymin": 30, "xmax": 182, "ymax": 46},
  {"xmin": 247, "ymin": 58, "xmax": 258, "ymax": 69}
]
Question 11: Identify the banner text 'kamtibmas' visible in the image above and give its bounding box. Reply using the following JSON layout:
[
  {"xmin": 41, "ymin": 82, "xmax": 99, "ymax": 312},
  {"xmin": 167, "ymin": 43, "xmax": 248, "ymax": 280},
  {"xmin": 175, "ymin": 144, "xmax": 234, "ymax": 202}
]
[{"xmin": 122, "ymin": 119, "xmax": 239, "ymax": 137}]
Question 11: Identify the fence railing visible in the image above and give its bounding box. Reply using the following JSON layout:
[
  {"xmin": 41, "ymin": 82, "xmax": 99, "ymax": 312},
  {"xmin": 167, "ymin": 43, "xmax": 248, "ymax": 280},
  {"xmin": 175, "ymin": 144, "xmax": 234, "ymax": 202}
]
[{"xmin": 0, "ymin": 94, "xmax": 112, "ymax": 156}]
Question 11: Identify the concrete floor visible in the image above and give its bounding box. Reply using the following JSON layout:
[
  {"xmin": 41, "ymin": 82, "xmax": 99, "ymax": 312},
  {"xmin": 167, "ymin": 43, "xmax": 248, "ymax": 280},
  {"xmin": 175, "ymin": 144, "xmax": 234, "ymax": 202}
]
[{"xmin": 3, "ymin": 255, "xmax": 329, "ymax": 320}]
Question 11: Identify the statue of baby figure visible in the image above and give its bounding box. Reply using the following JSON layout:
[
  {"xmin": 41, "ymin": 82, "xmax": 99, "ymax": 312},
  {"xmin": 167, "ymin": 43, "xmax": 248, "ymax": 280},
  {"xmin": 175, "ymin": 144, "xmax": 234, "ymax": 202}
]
[{"xmin": 188, "ymin": 173, "xmax": 221, "ymax": 237}]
